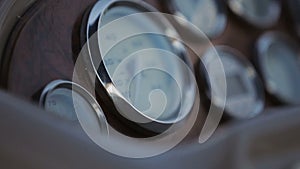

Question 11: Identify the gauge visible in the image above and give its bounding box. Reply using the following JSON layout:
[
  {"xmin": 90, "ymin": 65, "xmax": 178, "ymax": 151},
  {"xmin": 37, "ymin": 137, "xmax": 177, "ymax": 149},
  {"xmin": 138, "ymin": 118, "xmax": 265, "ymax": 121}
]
[
  {"xmin": 200, "ymin": 46, "xmax": 265, "ymax": 119},
  {"xmin": 39, "ymin": 80, "xmax": 109, "ymax": 134},
  {"xmin": 82, "ymin": 0, "xmax": 196, "ymax": 133},
  {"xmin": 287, "ymin": 0, "xmax": 300, "ymax": 37},
  {"xmin": 255, "ymin": 32, "xmax": 300, "ymax": 105},
  {"xmin": 228, "ymin": 0, "xmax": 281, "ymax": 28},
  {"xmin": 167, "ymin": 0, "xmax": 227, "ymax": 39}
]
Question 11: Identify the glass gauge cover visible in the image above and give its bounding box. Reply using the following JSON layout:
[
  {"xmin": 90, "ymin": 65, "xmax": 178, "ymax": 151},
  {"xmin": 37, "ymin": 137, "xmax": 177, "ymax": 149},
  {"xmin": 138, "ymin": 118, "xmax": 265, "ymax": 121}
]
[
  {"xmin": 255, "ymin": 32, "xmax": 300, "ymax": 105},
  {"xmin": 200, "ymin": 46, "xmax": 265, "ymax": 119},
  {"xmin": 228, "ymin": 0, "xmax": 281, "ymax": 28},
  {"xmin": 82, "ymin": 0, "xmax": 196, "ymax": 133},
  {"xmin": 39, "ymin": 80, "xmax": 109, "ymax": 134},
  {"xmin": 168, "ymin": 0, "xmax": 227, "ymax": 39}
]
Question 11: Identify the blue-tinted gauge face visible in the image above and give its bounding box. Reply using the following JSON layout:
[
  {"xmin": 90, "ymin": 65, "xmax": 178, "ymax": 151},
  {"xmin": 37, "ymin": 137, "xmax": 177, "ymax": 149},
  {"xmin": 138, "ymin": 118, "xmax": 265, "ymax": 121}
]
[
  {"xmin": 265, "ymin": 40, "xmax": 300, "ymax": 104},
  {"xmin": 220, "ymin": 51, "xmax": 263, "ymax": 118},
  {"xmin": 45, "ymin": 88, "xmax": 103, "ymax": 122},
  {"xmin": 173, "ymin": 0, "xmax": 226, "ymax": 38},
  {"xmin": 44, "ymin": 86, "xmax": 108, "ymax": 133},
  {"xmin": 45, "ymin": 88, "xmax": 78, "ymax": 121},
  {"xmin": 227, "ymin": 74, "xmax": 247, "ymax": 98},
  {"xmin": 45, "ymin": 88, "xmax": 102, "ymax": 122},
  {"xmin": 234, "ymin": 0, "xmax": 270, "ymax": 17},
  {"xmin": 99, "ymin": 6, "xmax": 183, "ymax": 121},
  {"xmin": 228, "ymin": 0, "xmax": 280, "ymax": 27},
  {"xmin": 204, "ymin": 47, "xmax": 264, "ymax": 119}
]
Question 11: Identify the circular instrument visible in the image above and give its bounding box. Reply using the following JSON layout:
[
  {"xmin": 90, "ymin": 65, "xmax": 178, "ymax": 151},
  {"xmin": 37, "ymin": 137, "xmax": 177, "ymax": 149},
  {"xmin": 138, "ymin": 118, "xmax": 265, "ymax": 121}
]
[
  {"xmin": 255, "ymin": 32, "xmax": 300, "ymax": 105},
  {"xmin": 200, "ymin": 46, "xmax": 265, "ymax": 119},
  {"xmin": 228, "ymin": 0, "xmax": 281, "ymax": 28},
  {"xmin": 40, "ymin": 80, "xmax": 109, "ymax": 134},
  {"xmin": 81, "ymin": 0, "xmax": 196, "ymax": 133}
]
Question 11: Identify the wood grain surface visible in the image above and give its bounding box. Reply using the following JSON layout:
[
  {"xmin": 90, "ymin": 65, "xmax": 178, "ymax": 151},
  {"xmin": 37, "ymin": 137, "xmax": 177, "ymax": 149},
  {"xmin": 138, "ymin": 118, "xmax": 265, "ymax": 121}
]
[{"xmin": 3, "ymin": 0, "xmax": 93, "ymax": 98}]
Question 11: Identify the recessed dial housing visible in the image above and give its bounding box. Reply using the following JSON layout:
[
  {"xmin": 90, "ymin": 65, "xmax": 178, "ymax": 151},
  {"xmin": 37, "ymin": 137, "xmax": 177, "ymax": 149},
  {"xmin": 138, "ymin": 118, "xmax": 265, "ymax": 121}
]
[
  {"xmin": 39, "ymin": 80, "xmax": 109, "ymax": 134},
  {"xmin": 82, "ymin": 0, "xmax": 196, "ymax": 133},
  {"xmin": 228, "ymin": 0, "xmax": 281, "ymax": 28},
  {"xmin": 255, "ymin": 32, "xmax": 300, "ymax": 105},
  {"xmin": 200, "ymin": 46, "xmax": 265, "ymax": 119}
]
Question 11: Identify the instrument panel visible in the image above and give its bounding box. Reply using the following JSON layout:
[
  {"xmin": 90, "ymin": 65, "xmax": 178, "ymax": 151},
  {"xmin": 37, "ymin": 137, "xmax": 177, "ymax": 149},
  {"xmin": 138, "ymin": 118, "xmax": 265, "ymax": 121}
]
[{"xmin": 0, "ymin": 0, "xmax": 300, "ymax": 159}]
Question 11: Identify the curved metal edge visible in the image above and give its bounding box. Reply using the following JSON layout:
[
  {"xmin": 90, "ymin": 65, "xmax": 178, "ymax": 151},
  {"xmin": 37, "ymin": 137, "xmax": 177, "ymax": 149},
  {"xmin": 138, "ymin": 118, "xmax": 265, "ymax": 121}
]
[
  {"xmin": 254, "ymin": 31, "xmax": 300, "ymax": 105},
  {"xmin": 82, "ymin": 0, "xmax": 197, "ymax": 132},
  {"xmin": 200, "ymin": 45, "xmax": 265, "ymax": 119},
  {"xmin": 39, "ymin": 79, "xmax": 109, "ymax": 135}
]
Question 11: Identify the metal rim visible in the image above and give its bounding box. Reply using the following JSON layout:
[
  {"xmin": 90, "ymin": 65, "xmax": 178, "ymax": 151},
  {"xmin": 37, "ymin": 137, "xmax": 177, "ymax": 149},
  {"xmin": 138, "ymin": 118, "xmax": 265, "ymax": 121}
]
[
  {"xmin": 39, "ymin": 80, "xmax": 109, "ymax": 133},
  {"xmin": 255, "ymin": 31, "xmax": 300, "ymax": 105},
  {"xmin": 83, "ymin": 0, "xmax": 196, "ymax": 128},
  {"xmin": 201, "ymin": 45, "xmax": 265, "ymax": 119},
  {"xmin": 227, "ymin": 0, "xmax": 281, "ymax": 28}
]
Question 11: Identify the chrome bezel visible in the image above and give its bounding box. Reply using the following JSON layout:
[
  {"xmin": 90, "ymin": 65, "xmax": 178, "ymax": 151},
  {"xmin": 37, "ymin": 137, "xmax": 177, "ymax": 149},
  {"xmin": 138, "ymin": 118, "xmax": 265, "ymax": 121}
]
[
  {"xmin": 227, "ymin": 0, "xmax": 281, "ymax": 28},
  {"xmin": 255, "ymin": 31, "xmax": 300, "ymax": 105},
  {"xmin": 39, "ymin": 80, "xmax": 109, "ymax": 134},
  {"xmin": 200, "ymin": 46, "xmax": 265, "ymax": 119},
  {"xmin": 82, "ymin": 0, "xmax": 196, "ymax": 133}
]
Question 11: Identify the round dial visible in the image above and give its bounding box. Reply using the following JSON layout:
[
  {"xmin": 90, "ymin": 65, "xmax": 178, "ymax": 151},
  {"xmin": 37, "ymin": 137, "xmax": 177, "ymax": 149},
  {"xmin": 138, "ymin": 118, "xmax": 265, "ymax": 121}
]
[
  {"xmin": 39, "ymin": 80, "xmax": 109, "ymax": 134},
  {"xmin": 83, "ymin": 0, "xmax": 196, "ymax": 133},
  {"xmin": 100, "ymin": 6, "xmax": 182, "ymax": 121},
  {"xmin": 228, "ymin": 0, "xmax": 281, "ymax": 28},
  {"xmin": 256, "ymin": 32, "xmax": 300, "ymax": 105},
  {"xmin": 44, "ymin": 88, "xmax": 78, "ymax": 121},
  {"xmin": 201, "ymin": 46, "xmax": 265, "ymax": 119}
]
